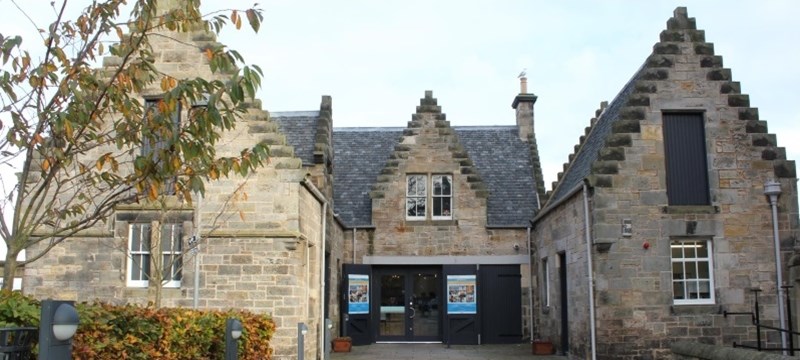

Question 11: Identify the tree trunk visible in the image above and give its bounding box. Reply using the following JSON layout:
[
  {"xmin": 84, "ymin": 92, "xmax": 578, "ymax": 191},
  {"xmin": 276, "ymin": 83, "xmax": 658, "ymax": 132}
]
[{"xmin": 2, "ymin": 251, "xmax": 18, "ymax": 291}]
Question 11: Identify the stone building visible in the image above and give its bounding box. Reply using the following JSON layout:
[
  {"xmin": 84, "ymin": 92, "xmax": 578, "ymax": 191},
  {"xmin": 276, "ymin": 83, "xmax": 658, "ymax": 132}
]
[
  {"xmin": 532, "ymin": 7, "xmax": 799, "ymax": 359},
  {"xmin": 17, "ymin": 5, "xmax": 800, "ymax": 360}
]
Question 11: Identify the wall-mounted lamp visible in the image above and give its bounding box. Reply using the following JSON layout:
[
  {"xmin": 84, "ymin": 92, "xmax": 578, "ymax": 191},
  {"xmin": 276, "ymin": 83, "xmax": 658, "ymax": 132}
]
[{"xmin": 621, "ymin": 219, "xmax": 633, "ymax": 237}]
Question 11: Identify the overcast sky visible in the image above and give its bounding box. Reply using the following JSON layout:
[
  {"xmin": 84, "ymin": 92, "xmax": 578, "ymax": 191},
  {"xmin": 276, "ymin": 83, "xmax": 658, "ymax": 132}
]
[
  {"xmin": 225, "ymin": 0, "xmax": 799, "ymax": 191},
  {"xmin": 1, "ymin": 0, "xmax": 798, "ymax": 240},
  {"xmin": 2, "ymin": 0, "xmax": 797, "ymax": 192}
]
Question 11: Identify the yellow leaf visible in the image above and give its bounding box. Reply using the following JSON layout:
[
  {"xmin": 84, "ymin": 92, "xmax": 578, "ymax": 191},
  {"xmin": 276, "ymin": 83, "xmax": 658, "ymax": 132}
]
[
  {"xmin": 32, "ymin": 133, "xmax": 44, "ymax": 145},
  {"xmin": 231, "ymin": 10, "xmax": 238, "ymax": 25},
  {"xmin": 148, "ymin": 183, "xmax": 158, "ymax": 200},
  {"xmin": 115, "ymin": 26, "xmax": 123, "ymax": 41},
  {"xmin": 64, "ymin": 121, "xmax": 73, "ymax": 140},
  {"xmin": 209, "ymin": 168, "xmax": 218, "ymax": 180},
  {"xmin": 204, "ymin": 48, "xmax": 214, "ymax": 61},
  {"xmin": 239, "ymin": 210, "xmax": 245, "ymax": 221},
  {"xmin": 96, "ymin": 158, "xmax": 103, "ymax": 170},
  {"xmin": 42, "ymin": 158, "xmax": 50, "ymax": 171},
  {"xmin": 172, "ymin": 156, "xmax": 181, "ymax": 170},
  {"xmin": 160, "ymin": 77, "xmax": 169, "ymax": 91}
]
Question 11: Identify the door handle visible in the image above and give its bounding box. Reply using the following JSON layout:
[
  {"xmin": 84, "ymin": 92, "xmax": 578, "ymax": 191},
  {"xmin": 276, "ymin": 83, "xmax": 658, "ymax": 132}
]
[{"xmin": 409, "ymin": 307, "xmax": 416, "ymax": 319}]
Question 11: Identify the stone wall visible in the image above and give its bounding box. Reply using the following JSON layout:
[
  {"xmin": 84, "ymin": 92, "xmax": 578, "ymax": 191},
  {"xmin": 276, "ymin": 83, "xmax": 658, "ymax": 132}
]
[{"xmin": 532, "ymin": 189, "xmax": 592, "ymax": 358}]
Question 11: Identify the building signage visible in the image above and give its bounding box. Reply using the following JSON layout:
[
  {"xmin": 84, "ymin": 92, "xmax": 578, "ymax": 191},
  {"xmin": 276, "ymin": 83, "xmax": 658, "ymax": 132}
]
[
  {"xmin": 348, "ymin": 274, "xmax": 370, "ymax": 314},
  {"xmin": 446, "ymin": 275, "xmax": 477, "ymax": 314}
]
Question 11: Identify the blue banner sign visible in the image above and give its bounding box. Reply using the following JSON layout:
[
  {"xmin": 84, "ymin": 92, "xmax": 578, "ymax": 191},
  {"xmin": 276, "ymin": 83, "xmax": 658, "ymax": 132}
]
[
  {"xmin": 447, "ymin": 275, "xmax": 477, "ymax": 314},
  {"xmin": 348, "ymin": 274, "xmax": 369, "ymax": 314}
]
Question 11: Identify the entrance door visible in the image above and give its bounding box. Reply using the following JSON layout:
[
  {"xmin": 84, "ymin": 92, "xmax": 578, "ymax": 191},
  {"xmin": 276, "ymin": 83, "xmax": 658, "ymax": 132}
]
[
  {"xmin": 342, "ymin": 264, "xmax": 372, "ymax": 345},
  {"xmin": 374, "ymin": 267, "xmax": 441, "ymax": 342}
]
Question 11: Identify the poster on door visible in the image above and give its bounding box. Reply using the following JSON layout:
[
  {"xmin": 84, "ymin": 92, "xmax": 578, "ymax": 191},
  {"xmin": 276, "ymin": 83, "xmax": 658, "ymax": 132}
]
[
  {"xmin": 446, "ymin": 275, "xmax": 477, "ymax": 314},
  {"xmin": 348, "ymin": 274, "xmax": 369, "ymax": 314}
]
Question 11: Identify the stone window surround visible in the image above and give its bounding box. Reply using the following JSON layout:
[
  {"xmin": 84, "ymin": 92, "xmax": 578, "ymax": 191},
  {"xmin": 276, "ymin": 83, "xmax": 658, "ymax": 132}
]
[
  {"xmin": 405, "ymin": 173, "xmax": 453, "ymax": 221},
  {"xmin": 671, "ymin": 237, "xmax": 715, "ymax": 305},
  {"xmin": 118, "ymin": 210, "xmax": 193, "ymax": 289}
]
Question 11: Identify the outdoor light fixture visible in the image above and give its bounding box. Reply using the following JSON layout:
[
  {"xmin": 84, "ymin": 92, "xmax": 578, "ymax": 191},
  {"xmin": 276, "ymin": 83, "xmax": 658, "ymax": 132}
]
[
  {"xmin": 764, "ymin": 179, "xmax": 787, "ymax": 355},
  {"xmin": 230, "ymin": 319, "xmax": 243, "ymax": 340},
  {"xmin": 298, "ymin": 322, "xmax": 309, "ymax": 360},
  {"xmin": 225, "ymin": 318, "xmax": 243, "ymax": 360},
  {"xmin": 39, "ymin": 300, "xmax": 79, "ymax": 360},
  {"xmin": 52, "ymin": 303, "xmax": 79, "ymax": 341}
]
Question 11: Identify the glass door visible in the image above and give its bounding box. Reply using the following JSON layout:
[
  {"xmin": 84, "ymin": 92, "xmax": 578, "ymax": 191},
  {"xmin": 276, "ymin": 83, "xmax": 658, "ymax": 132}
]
[{"xmin": 375, "ymin": 267, "xmax": 441, "ymax": 342}]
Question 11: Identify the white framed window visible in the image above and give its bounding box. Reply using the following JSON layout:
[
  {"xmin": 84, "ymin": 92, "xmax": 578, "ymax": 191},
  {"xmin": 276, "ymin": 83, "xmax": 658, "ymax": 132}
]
[
  {"xmin": 432, "ymin": 175, "xmax": 452, "ymax": 219},
  {"xmin": 671, "ymin": 239, "xmax": 714, "ymax": 305},
  {"xmin": 127, "ymin": 222, "xmax": 183, "ymax": 288},
  {"xmin": 160, "ymin": 223, "xmax": 183, "ymax": 288},
  {"xmin": 127, "ymin": 223, "xmax": 152, "ymax": 288},
  {"xmin": 542, "ymin": 257, "xmax": 549, "ymax": 307},
  {"xmin": 406, "ymin": 175, "xmax": 427, "ymax": 220}
]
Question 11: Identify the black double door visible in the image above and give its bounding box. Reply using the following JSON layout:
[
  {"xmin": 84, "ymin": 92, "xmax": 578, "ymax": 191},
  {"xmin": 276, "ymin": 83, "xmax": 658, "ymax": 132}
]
[
  {"xmin": 342, "ymin": 264, "xmax": 522, "ymax": 345},
  {"xmin": 374, "ymin": 267, "xmax": 442, "ymax": 342}
]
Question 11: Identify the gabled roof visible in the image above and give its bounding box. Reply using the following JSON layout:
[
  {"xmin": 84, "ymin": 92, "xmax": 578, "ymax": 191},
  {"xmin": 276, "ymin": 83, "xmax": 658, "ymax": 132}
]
[
  {"xmin": 332, "ymin": 126, "xmax": 539, "ymax": 228},
  {"xmin": 547, "ymin": 68, "xmax": 643, "ymax": 204}
]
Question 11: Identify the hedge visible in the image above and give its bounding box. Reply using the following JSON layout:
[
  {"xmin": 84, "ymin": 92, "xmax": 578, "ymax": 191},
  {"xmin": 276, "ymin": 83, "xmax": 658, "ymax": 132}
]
[{"xmin": 0, "ymin": 290, "xmax": 275, "ymax": 359}]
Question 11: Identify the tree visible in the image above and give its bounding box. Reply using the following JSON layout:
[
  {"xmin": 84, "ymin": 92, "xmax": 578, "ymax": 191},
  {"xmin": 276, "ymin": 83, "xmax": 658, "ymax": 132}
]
[{"xmin": 0, "ymin": 0, "xmax": 270, "ymax": 290}]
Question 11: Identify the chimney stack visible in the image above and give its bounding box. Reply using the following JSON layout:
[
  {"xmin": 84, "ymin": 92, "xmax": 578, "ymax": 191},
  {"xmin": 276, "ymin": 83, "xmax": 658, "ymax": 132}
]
[{"xmin": 512, "ymin": 75, "xmax": 538, "ymax": 141}]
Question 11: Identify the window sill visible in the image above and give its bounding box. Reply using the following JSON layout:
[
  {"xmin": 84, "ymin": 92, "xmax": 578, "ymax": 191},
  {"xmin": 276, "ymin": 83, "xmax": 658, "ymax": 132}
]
[
  {"xmin": 670, "ymin": 304, "xmax": 721, "ymax": 315},
  {"xmin": 662, "ymin": 205, "xmax": 718, "ymax": 214},
  {"xmin": 405, "ymin": 219, "xmax": 458, "ymax": 226}
]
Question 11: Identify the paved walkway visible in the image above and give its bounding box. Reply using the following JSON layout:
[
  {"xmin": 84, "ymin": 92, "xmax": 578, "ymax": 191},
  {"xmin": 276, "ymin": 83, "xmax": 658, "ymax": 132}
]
[{"xmin": 330, "ymin": 343, "xmax": 566, "ymax": 360}]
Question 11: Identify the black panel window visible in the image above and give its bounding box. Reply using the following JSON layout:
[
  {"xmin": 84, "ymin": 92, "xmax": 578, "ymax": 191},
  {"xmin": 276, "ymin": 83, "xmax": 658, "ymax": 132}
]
[{"xmin": 663, "ymin": 113, "xmax": 710, "ymax": 205}]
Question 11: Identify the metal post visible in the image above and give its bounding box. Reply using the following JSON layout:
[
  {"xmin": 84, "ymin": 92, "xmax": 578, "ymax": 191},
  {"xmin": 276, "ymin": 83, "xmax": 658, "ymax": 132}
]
[
  {"xmin": 298, "ymin": 322, "xmax": 308, "ymax": 360},
  {"xmin": 39, "ymin": 300, "xmax": 79, "ymax": 360},
  {"xmin": 192, "ymin": 195, "xmax": 204, "ymax": 309},
  {"xmin": 784, "ymin": 285, "xmax": 794, "ymax": 355},
  {"xmin": 754, "ymin": 289, "xmax": 762, "ymax": 351},
  {"xmin": 324, "ymin": 319, "xmax": 333, "ymax": 360},
  {"xmin": 225, "ymin": 318, "xmax": 242, "ymax": 360}
]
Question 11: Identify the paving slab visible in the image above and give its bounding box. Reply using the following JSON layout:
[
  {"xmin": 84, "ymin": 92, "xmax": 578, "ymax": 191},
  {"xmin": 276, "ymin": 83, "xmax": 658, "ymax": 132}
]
[{"xmin": 330, "ymin": 343, "xmax": 566, "ymax": 360}]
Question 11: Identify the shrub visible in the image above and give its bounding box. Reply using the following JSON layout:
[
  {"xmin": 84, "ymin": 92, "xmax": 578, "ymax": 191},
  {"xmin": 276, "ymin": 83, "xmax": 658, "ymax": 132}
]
[{"xmin": 0, "ymin": 291, "xmax": 275, "ymax": 359}]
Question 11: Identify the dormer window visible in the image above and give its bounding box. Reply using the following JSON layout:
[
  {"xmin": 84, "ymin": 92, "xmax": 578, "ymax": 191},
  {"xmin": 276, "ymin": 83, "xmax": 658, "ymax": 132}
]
[{"xmin": 406, "ymin": 174, "xmax": 453, "ymax": 220}]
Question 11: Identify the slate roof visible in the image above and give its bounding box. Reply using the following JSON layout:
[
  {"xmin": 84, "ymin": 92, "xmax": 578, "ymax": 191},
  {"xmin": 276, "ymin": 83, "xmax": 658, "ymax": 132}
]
[
  {"xmin": 332, "ymin": 128, "xmax": 404, "ymax": 227},
  {"xmin": 272, "ymin": 111, "xmax": 320, "ymax": 166},
  {"xmin": 547, "ymin": 65, "xmax": 645, "ymax": 204},
  {"xmin": 332, "ymin": 126, "xmax": 539, "ymax": 228}
]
